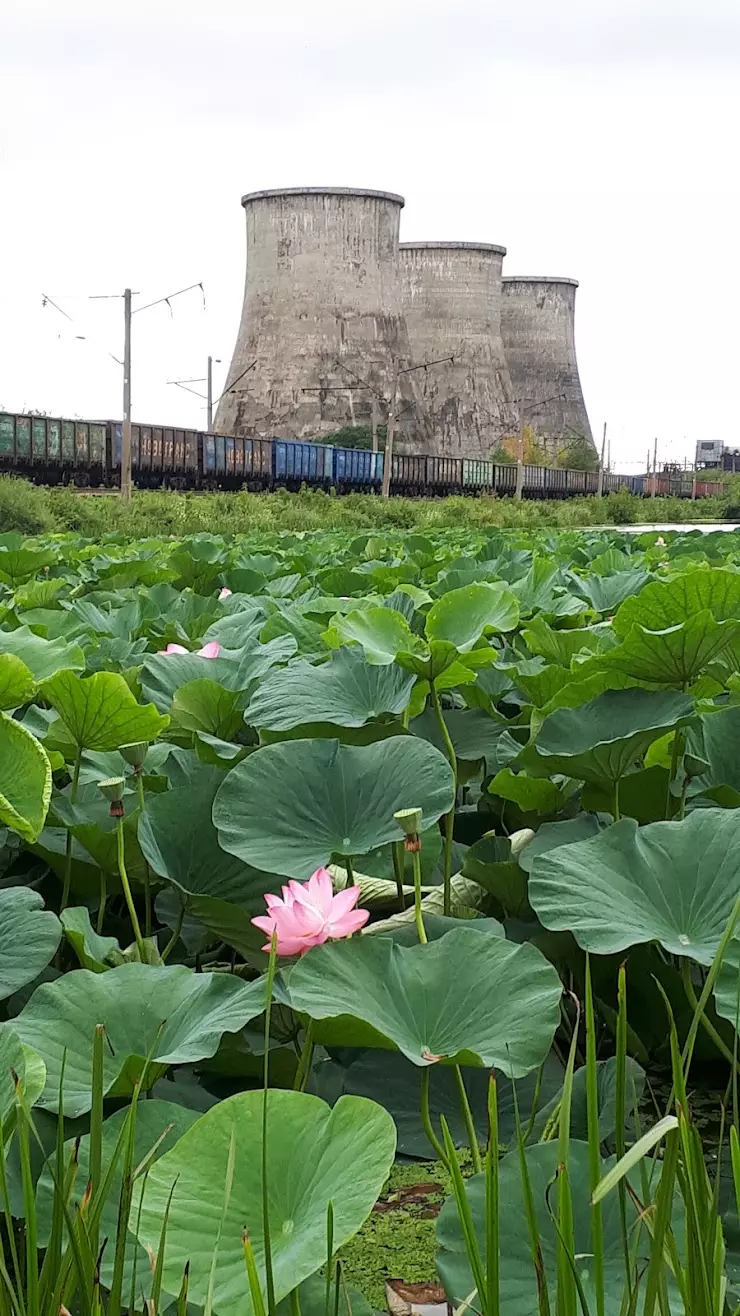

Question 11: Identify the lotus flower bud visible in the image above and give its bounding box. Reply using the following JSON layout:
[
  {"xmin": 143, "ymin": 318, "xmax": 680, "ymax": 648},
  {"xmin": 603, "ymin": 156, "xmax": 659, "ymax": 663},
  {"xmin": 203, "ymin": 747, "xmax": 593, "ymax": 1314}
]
[
  {"xmin": 120, "ymin": 742, "xmax": 148, "ymax": 769},
  {"xmin": 98, "ymin": 776, "xmax": 125, "ymax": 817},
  {"xmin": 394, "ymin": 807, "xmax": 423, "ymax": 852}
]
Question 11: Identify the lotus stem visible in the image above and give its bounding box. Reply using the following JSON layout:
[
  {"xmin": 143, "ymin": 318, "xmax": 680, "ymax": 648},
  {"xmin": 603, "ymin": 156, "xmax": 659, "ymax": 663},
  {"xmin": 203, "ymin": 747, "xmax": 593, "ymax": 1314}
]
[
  {"xmin": 680, "ymin": 957, "xmax": 740, "ymax": 1073},
  {"xmin": 613, "ymin": 776, "xmax": 621, "ymax": 822},
  {"xmin": 392, "ymin": 840, "xmax": 405, "ymax": 912},
  {"xmin": 60, "ymin": 746, "xmax": 82, "ymax": 913},
  {"xmin": 115, "ymin": 815, "xmax": 146, "ymax": 962},
  {"xmin": 262, "ymin": 934, "xmax": 279, "ymax": 1316},
  {"xmin": 420, "ymin": 1068, "xmax": 448, "ymax": 1166},
  {"xmin": 454, "ymin": 1065, "xmax": 482, "ymax": 1173},
  {"xmin": 429, "ymin": 682, "xmax": 456, "ymax": 916},
  {"xmin": 96, "ymin": 871, "xmax": 107, "ymax": 934},
  {"xmin": 135, "ymin": 769, "xmax": 152, "ymax": 937},
  {"xmin": 293, "ymin": 1021, "xmax": 315, "ymax": 1093},
  {"xmin": 161, "ymin": 901, "xmax": 185, "ymax": 963},
  {"xmin": 343, "ymin": 854, "xmax": 356, "ymax": 887},
  {"xmin": 412, "ymin": 847, "xmax": 427, "ymax": 945}
]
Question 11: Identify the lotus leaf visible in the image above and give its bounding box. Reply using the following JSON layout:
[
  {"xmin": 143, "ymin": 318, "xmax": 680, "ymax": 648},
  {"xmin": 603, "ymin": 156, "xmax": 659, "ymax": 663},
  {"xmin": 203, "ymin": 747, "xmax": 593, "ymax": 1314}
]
[
  {"xmin": 436, "ymin": 1141, "xmax": 654, "ymax": 1314},
  {"xmin": 246, "ymin": 647, "xmax": 415, "ymax": 729},
  {"xmin": 44, "ymin": 670, "xmax": 169, "ymax": 750},
  {"xmin": 0, "ymin": 626, "xmax": 85, "ymax": 680},
  {"xmin": 134, "ymin": 1090, "xmax": 396, "ymax": 1314},
  {"xmin": 529, "ymin": 808, "xmax": 740, "ymax": 963},
  {"xmin": 0, "ymin": 713, "xmax": 52, "ymax": 842},
  {"xmin": 520, "ymin": 688, "xmax": 695, "ymax": 785},
  {"xmin": 0, "ymin": 888, "xmax": 61, "ymax": 999},
  {"xmin": 287, "ymin": 926, "xmax": 561, "ymax": 1074},
  {"xmin": 213, "ymin": 736, "xmax": 455, "ymax": 877},
  {"xmin": 139, "ymin": 765, "xmax": 277, "ymax": 955},
  {"xmin": 13, "ymin": 963, "xmax": 267, "ymax": 1114}
]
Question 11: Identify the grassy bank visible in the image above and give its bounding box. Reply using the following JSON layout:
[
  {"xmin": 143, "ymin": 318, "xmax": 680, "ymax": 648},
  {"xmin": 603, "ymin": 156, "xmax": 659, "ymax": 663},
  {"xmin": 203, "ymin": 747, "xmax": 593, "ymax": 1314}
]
[{"xmin": 0, "ymin": 475, "xmax": 736, "ymax": 537}]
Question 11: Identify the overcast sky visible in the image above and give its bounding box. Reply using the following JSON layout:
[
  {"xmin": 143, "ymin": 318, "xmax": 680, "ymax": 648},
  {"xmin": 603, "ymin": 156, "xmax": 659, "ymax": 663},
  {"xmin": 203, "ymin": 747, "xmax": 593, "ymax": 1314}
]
[{"xmin": 1, "ymin": 0, "xmax": 738, "ymax": 471}]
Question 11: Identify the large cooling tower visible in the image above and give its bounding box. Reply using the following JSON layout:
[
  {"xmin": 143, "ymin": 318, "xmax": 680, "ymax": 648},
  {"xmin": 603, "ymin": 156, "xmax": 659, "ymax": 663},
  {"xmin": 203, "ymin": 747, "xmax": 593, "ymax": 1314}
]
[
  {"xmin": 399, "ymin": 243, "xmax": 520, "ymax": 458},
  {"xmin": 215, "ymin": 187, "xmax": 431, "ymax": 447},
  {"xmin": 501, "ymin": 277, "xmax": 594, "ymax": 456}
]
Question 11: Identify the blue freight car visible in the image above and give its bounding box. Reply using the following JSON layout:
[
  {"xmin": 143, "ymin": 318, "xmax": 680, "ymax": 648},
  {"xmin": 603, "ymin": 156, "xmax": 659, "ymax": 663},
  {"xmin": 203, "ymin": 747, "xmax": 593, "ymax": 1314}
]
[
  {"xmin": 273, "ymin": 439, "xmax": 333, "ymax": 486},
  {"xmin": 333, "ymin": 447, "xmax": 383, "ymax": 487}
]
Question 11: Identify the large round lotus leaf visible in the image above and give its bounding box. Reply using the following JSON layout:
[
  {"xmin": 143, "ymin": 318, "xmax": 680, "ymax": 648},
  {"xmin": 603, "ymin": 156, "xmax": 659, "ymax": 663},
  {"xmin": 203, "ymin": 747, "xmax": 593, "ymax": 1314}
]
[
  {"xmin": 0, "ymin": 888, "xmax": 61, "ymax": 1000},
  {"xmin": 35, "ymin": 1100, "xmax": 199, "ymax": 1293},
  {"xmin": 43, "ymin": 670, "xmax": 169, "ymax": 750},
  {"xmin": 287, "ymin": 926, "xmax": 561, "ymax": 1075},
  {"xmin": 325, "ymin": 607, "xmax": 420, "ymax": 665},
  {"xmin": 529, "ymin": 808, "xmax": 740, "ymax": 964},
  {"xmin": 138, "ymin": 765, "xmax": 278, "ymax": 955},
  {"xmin": 13, "ymin": 964, "xmax": 267, "ymax": 1115},
  {"xmin": 0, "ymin": 626, "xmax": 85, "ymax": 680},
  {"xmin": 246, "ymin": 648, "xmax": 415, "ymax": 730},
  {"xmin": 598, "ymin": 615, "xmax": 740, "ymax": 687},
  {"xmin": 0, "ymin": 714, "xmax": 52, "ymax": 843},
  {"xmin": 571, "ymin": 568, "xmax": 651, "ymax": 615},
  {"xmin": 519, "ymin": 688, "xmax": 695, "ymax": 785},
  {"xmin": 0, "ymin": 654, "xmax": 36, "ymax": 711},
  {"xmin": 170, "ymin": 679, "xmax": 244, "ymax": 739},
  {"xmin": 213, "ymin": 737, "xmax": 455, "ymax": 877},
  {"xmin": 134, "ymin": 1090, "xmax": 396, "ymax": 1315},
  {"xmin": 426, "ymin": 583, "xmax": 519, "ymax": 650},
  {"xmin": 311, "ymin": 1050, "xmax": 564, "ymax": 1159},
  {"xmin": 436, "ymin": 1141, "xmax": 651, "ymax": 1314},
  {"xmin": 613, "ymin": 568, "xmax": 740, "ymax": 636}
]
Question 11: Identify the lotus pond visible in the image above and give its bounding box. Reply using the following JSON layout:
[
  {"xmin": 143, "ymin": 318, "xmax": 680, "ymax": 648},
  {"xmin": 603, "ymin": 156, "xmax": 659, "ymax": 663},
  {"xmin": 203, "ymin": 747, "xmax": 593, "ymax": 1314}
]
[{"xmin": 4, "ymin": 524, "xmax": 740, "ymax": 1315}]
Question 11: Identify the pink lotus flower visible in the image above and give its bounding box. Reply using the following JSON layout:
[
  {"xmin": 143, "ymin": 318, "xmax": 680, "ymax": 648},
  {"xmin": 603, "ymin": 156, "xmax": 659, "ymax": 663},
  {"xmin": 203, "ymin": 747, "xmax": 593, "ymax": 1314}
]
[
  {"xmin": 218, "ymin": 587, "xmax": 232, "ymax": 600},
  {"xmin": 157, "ymin": 641, "xmax": 220, "ymax": 658},
  {"xmin": 252, "ymin": 867, "xmax": 369, "ymax": 956}
]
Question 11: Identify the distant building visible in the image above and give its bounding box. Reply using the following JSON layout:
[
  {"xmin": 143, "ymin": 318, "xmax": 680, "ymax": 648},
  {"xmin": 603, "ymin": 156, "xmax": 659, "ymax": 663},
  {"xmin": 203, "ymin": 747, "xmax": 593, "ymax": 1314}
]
[{"xmin": 695, "ymin": 440, "xmax": 740, "ymax": 470}]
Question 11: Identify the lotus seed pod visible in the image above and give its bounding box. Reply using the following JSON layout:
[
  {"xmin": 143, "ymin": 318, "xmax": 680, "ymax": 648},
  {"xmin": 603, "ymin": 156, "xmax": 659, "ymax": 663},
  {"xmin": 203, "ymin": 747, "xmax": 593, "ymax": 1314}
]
[
  {"xmin": 120, "ymin": 742, "xmax": 148, "ymax": 768},
  {"xmin": 394, "ymin": 807, "xmax": 423, "ymax": 837},
  {"xmin": 98, "ymin": 777, "xmax": 125, "ymax": 804}
]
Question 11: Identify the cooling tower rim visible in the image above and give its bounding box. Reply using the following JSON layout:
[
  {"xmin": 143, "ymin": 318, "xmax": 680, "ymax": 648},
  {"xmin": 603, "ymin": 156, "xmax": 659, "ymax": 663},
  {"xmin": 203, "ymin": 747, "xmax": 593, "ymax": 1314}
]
[
  {"xmin": 502, "ymin": 275, "xmax": 579, "ymax": 287},
  {"xmin": 399, "ymin": 241, "xmax": 507, "ymax": 256},
  {"xmin": 241, "ymin": 186, "xmax": 405, "ymax": 207}
]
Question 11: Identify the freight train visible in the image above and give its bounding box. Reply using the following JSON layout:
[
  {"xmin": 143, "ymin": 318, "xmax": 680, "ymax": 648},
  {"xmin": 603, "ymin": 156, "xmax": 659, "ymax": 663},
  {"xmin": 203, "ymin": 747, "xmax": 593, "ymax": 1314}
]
[{"xmin": 0, "ymin": 412, "xmax": 723, "ymax": 500}]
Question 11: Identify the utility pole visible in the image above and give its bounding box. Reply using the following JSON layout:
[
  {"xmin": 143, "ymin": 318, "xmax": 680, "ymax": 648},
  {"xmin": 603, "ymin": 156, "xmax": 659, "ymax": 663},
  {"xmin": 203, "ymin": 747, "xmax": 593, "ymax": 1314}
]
[
  {"xmin": 371, "ymin": 395, "xmax": 379, "ymax": 455},
  {"xmin": 514, "ymin": 425, "xmax": 525, "ymax": 501},
  {"xmin": 121, "ymin": 288, "xmax": 132, "ymax": 502},
  {"xmin": 607, "ymin": 438, "xmax": 611, "ymax": 473},
  {"xmin": 381, "ymin": 362, "xmax": 400, "ymax": 499},
  {"xmin": 207, "ymin": 356, "xmax": 214, "ymax": 432},
  {"xmin": 597, "ymin": 420, "xmax": 607, "ymax": 497},
  {"xmin": 692, "ymin": 465, "xmax": 698, "ymax": 500},
  {"xmin": 652, "ymin": 436, "xmax": 658, "ymax": 498}
]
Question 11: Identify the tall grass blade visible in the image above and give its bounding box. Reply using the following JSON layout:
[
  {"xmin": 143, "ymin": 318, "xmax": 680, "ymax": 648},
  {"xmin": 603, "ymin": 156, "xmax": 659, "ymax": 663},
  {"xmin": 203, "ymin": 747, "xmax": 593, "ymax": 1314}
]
[
  {"xmin": 242, "ymin": 1232, "xmax": 267, "ymax": 1316},
  {"xmin": 88, "ymin": 1026, "xmax": 105, "ymax": 1272},
  {"xmin": 512, "ymin": 1080, "xmax": 551, "ymax": 1316},
  {"xmin": 485, "ymin": 1076, "xmax": 500, "ymax": 1316},
  {"xmin": 439, "ymin": 1115, "xmax": 487, "ymax": 1316},
  {"xmin": 555, "ymin": 996, "xmax": 579, "ymax": 1316},
  {"xmin": 584, "ymin": 957, "xmax": 605, "ymax": 1316}
]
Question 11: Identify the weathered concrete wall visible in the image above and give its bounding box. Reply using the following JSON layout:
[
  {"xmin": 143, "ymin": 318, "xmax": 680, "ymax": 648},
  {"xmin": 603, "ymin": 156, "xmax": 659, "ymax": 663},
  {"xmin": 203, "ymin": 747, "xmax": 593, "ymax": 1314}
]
[
  {"xmin": 215, "ymin": 187, "xmax": 431, "ymax": 448},
  {"xmin": 399, "ymin": 242, "xmax": 520, "ymax": 458},
  {"xmin": 500, "ymin": 277, "xmax": 594, "ymax": 456}
]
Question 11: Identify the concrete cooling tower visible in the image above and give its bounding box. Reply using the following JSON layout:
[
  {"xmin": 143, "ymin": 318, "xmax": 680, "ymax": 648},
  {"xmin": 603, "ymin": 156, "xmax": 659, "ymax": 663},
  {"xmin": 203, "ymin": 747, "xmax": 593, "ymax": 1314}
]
[
  {"xmin": 500, "ymin": 277, "xmax": 594, "ymax": 456},
  {"xmin": 399, "ymin": 243, "xmax": 520, "ymax": 458},
  {"xmin": 215, "ymin": 187, "xmax": 431, "ymax": 448}
]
